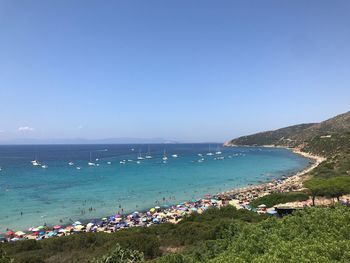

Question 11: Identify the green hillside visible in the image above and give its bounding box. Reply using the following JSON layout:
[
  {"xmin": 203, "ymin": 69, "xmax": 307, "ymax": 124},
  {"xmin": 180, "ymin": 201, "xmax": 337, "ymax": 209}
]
[{"xmin": 227, "ymin": 111, "xmax": 350, "ymax": 151}]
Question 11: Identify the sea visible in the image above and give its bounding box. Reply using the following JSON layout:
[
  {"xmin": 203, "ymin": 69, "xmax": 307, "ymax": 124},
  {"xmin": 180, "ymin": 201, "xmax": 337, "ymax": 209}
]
[{"xmin": 0, "ymin": 144, "xmax": 310, "ymax": 231}]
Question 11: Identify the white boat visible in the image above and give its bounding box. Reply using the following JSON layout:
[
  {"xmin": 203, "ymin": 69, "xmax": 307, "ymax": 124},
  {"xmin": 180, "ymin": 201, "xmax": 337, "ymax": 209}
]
[
  {"xmin": 96, "ymin": 164, "xmax": 100, "ymax": 167},
  {"xmin": 215, "ymin": 146, "xmax": 222, "ymax": 155},
  {"xmin": 31, "ymin": 160, "xmax": 41, "ymax": 166},
  {"xmin": 107, "ymin": 161, "xmax": 112, "ymax": 165},
  {"xmin": 198, "ymin": 153, "xmax": 203, "ymax": 157},
  {"xmin": 137, "ymin": 150, "xmax": 145, "ymax": 160},
  {"xmin": 206, "ymin": 145, "xmax": 214, "ymax": 156},
  {"xmin": 136, "ymin": 161, "xmax": 141, "ymax": 164},
  {"xmin": 41, "ymin": 165, "xmax": 48, "ymax": 169},
  {"xmin": 88, "ymin": 152, "xmax": 96, "ymax": 166},
  {"xmin": 162, "ymin": 149, "xmax": 168, "ymax": 161},
  {"xmin": 171, "ymin": 154, "xmax": 178, "ymax": 158},
  {"xmin": 68, "ymin": 162, "xmax": 74, "ymax": 166},
  {"xmin": 0, "ymin": 167, "xmax": 2, "ymax": 171},
  {"xmin": 76, "ymin": 166, "xmax": 81, "ymax": 170},
  {"xmin": 145, "ymin": 145, "xmax": 152, "ymax": 159},
  {"xmin": 120, "ymin": 161, "xmax": 126, "ymax": 164}
]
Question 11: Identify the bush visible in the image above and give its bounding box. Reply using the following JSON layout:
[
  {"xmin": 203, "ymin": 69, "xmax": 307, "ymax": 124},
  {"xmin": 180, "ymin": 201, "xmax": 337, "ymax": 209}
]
[{"xmin": 250, "ymin": 192, "xmax": 309, "ymax": 208}]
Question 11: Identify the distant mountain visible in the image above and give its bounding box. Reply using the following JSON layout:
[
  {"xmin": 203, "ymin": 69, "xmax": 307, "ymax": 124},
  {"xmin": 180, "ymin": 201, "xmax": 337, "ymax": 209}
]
[
  {"xmin": 0, "ymin": 137, "xmax": 180, "ymax": 145},
  {"xmin": 226, "ymin": 111, "xmax": 350, "ymax": 149}
]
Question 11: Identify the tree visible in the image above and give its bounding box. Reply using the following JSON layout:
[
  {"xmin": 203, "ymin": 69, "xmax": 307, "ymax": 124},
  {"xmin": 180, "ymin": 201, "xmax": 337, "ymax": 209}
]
[{"xmin": 304, "ymin": 176, "xmax": 350, "ymax": 205}]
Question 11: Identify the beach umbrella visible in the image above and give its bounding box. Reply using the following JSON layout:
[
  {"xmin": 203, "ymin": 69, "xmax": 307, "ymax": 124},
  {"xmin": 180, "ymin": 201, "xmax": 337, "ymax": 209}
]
[
  {"xmin": 37, "ymin": 226, "xmax": 44, "ymax": 230},
  {"xmin": 155, "ymin": 206, "xmax": 160, "ymax": 210},
  {"xmin": 258, "ymin": 204, "xmax": 267, "ymax": 208},
  {"xmin": 47, "ymin": 231, "xmax": 56, "ymax": 237},
  {"xmin": 149, "ymin": 208, "xmax": 156, "ymax": 213},
  {"xmin": 191, "ymin": 207, "xmax": 198, "ymax": 212},
  {"xmin": 86, "ymin": 222, "xmax": 94, "ymax": 228},
  {"xmin": 5, "ymin": 230, "xmax": 14, "ymax": 237},
  {"xmin": 15, "ymin": 231, "xmax": 26, "ymax": 236},
  {"xmin": 101, "ymin": 217, "xmax": 107, "ymax": 221},
  {"xmin": 74, "ymin": 225, "xmax": 84, "ymax": 231},
  {"xmin": 32, "ymin": 227, "xmax": 40, "ymax": 232},
  {"xmin": 53, "ymin": 225, "xmax": 61, "ymax": 230},
  {"xmin": 10, "ymin": 237, "xmax": 20, "ymax": 242},
  {"xmin": 39, "ymin": 231, "xmax": 45, "ymax": 235},
  {"xmin": 73, "ymin": 221, "xmax": 82, "ymax": 226}
]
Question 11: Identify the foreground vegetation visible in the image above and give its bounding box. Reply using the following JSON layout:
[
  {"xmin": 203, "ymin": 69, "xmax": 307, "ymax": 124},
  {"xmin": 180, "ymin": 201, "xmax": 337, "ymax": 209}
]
[
  {"xmin": 2, "ymin": 205, "xmax": 350, "ymax": 263},
  {"xmin": 0, "ymin": 206, "xmax": 264, "ymax": 262},
  {"xmin": 155, "ymin": 205, "xmax": 350, "ymax": 263}
]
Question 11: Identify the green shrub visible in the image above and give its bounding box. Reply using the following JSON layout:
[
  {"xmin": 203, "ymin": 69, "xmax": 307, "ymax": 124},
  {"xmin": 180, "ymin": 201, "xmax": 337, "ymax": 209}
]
[{"xmin": 250, "ymin": 192, "xmax": 309, "ymax": 208}]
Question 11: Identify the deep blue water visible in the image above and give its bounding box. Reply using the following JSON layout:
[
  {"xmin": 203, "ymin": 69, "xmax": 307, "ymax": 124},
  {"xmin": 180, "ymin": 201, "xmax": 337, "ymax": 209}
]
[{"xmin": 0, "ymin": 144, "xmax": 309, "ymax": 231}]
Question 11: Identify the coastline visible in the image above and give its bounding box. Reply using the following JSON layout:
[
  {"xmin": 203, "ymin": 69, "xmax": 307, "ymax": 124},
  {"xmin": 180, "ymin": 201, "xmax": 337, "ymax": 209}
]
[
  {"xmin": 1, "ymin": 146, "xmax": 324, "ymax": 241},
  {"xmin": 217, "ymin": 146, "xmax": 326, "ymax": 206}
]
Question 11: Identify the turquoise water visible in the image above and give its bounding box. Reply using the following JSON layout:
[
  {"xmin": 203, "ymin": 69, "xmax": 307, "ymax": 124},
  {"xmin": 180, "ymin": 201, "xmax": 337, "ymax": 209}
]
[{"xmin": 0, "ymin": 144, "xmax": 309, "ymax": 231}]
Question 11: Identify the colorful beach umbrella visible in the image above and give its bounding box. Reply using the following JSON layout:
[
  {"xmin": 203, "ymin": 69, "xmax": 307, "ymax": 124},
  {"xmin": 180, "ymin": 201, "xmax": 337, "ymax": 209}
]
[
  {"xmin": 15, "ymin": 231, "xmax": 26, "ymax": 236},
  {"xmin": 53, "ymin": 225, "xmax": 61, "ymax": 229},
  {"xmin": 74, "ymin": 225, "xmax": 84, "ymax": 231},
  {"xmin": 5, "ymin": 230, "xmax": 14, "ymax": 236}
]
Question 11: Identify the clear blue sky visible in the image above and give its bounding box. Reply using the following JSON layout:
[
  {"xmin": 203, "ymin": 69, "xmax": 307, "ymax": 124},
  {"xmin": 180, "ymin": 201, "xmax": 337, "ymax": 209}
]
[{"xmin": 0, "ymin": 0, "xmax": 349, "ymax": 143}]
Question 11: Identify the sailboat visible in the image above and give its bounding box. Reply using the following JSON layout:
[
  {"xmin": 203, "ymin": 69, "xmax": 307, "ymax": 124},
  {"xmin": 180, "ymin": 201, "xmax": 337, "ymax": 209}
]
[
  {"xmin": 68, "ymin": 162, "xmax": 74, "ymax": 166},
  {"xmin": 171, "ymin": 154, "xmax": 178, "ymax": 158},
  {"xmin": 206, "ymin": 145, "xmax": 214, "ymax": 156},
  {"xmin": 137, "ymin": 149, "xmax": 145, "ymax": 160},
  {"xmin": 215, "ymin": 145, "xmax": 222, "ymax": 155},
  {"xmin": 145, "ymin": 145, "xmax": 152, "ymax": 159},
  {"xmin": 162, "ymin": 149, "xmax": 168, "ymax": 161},
  {"xmin": 88, "ymin": 152, "xmax": 96, "ymax": 166}
]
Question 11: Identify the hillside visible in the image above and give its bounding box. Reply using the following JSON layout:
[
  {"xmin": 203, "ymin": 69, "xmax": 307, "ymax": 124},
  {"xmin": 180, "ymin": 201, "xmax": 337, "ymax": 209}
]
[{"xmin": 226, "ymin": 111, "xmax": 350, "ymax": 152}]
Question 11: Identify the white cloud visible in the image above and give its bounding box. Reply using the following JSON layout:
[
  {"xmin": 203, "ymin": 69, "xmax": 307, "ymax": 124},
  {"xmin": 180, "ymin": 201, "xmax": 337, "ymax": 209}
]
[
  {"xmin": 77, "ymin": 125, "xmax": 83, "ymax": 129},
  {"xmin": 18, "ymin": 126, "xmax": 34, "ymax": 132}
]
